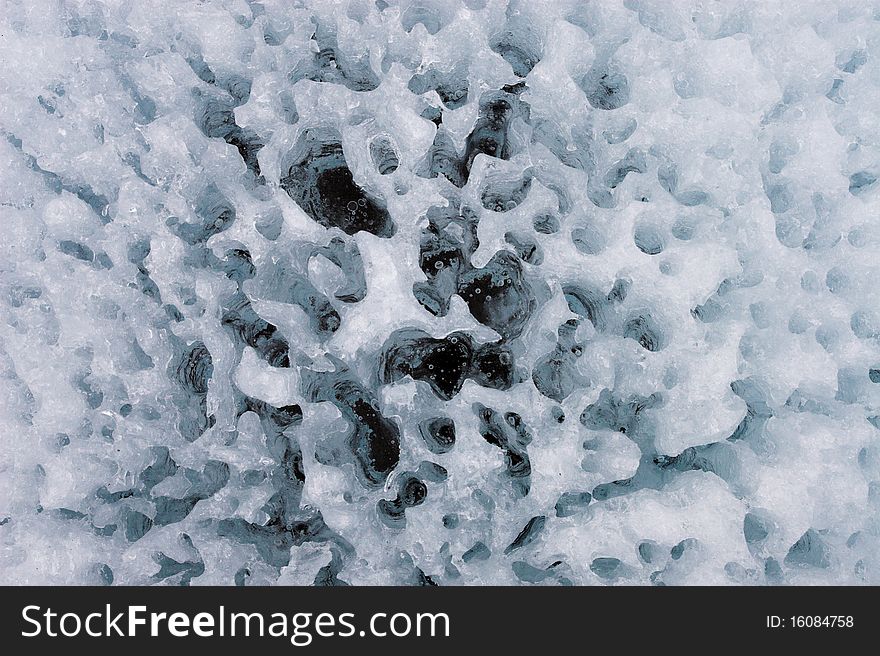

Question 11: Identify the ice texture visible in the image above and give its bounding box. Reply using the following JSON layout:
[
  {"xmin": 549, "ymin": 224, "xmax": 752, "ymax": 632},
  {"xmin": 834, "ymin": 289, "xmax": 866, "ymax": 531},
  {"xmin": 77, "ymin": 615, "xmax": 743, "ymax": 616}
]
[{"xmin": 1, "ymin": 0, "xmax": 880, "ymax": 587}]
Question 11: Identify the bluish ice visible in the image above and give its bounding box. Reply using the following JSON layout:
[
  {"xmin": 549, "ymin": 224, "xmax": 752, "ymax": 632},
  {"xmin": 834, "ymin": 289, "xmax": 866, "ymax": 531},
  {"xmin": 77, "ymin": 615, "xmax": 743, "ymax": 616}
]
[{"xmin": 0, "ymin": 0, "xmax": 879, "ymax": 586}]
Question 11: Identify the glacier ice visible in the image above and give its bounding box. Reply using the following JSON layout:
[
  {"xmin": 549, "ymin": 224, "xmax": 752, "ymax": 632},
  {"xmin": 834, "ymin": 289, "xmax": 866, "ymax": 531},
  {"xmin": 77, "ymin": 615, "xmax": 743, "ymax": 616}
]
[{"xmin": 1, "ymin": 0, "xmax": 880, "ymax": 587}]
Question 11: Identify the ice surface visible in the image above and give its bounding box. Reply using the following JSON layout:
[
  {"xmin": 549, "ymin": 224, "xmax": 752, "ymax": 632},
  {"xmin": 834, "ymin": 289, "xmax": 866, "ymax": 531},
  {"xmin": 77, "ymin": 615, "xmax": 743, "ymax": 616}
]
[{"xmin": 1, "ymin": 0, "xmax": 880, "ymax": 586}]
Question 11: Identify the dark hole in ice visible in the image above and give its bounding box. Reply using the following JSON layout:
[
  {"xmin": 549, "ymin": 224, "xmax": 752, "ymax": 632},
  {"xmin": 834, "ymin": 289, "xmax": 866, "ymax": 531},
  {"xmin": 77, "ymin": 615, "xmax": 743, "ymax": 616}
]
[
  {"xmin": 583, "ymin": 68, "xmax": 630, "ymax": 111},
  {"xmin": 281, "ymin": 131, "xmax": 395, "ymax": 237},
  {"xmin": 622, "ymin": 314, "xmax": 666, "ymax": 351},
  {"xmin": 419, "ymin": 417, "xmax": 457, "ymax": 454},
  {"xmin": 462, "ymin": 541, "xmax": 491, "ymax": 563},
  {"xmin": 504, "ymin": 515, "xmax": 546, "ymax": 554}
]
